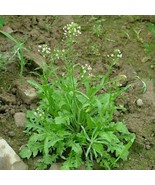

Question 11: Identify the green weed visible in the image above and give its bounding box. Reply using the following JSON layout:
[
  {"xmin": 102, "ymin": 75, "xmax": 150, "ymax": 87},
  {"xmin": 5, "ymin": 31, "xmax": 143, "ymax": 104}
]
[
  {"xmin": 144, "ymin": 23, "xmax": 155, "ymax": 69},
  {"xmin": 144, "ymin": 23, "xmax": 155, "ymax": 53},
  {"xmin": 20, "ymin": 22, "xmax": 135, "ymax": 170},
  {"xmin": 0, "ymin": 31, "xmax": 27, "ymax": 77},
  {"xmin": 93, "ymin": 24, "xmax": 103, "ymax": 38},
  {"xmin": 133, "ymin": 28, "xmax": 144, "ymax": 43},
  {"xmin": 90, "ymin": 44, "xmax": 101, "ymax": 56},
  {"xmin": 0, "ymin": 17, "xmax": 5, "ymax": 28},
  {"xmin": 90, "ymin": 16, "xmax": 104, "ymax": 38},
  {"xmin": 0, "ymin": 53, "xmax": 7, "ymax": 71}
]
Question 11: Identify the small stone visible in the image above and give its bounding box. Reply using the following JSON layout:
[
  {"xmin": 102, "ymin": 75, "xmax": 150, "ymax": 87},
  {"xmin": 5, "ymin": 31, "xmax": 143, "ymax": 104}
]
[
  {"xmin": 136, "ymin": 98, "xmax": 143, "ymax": 107},
  {"xmin": 10, "ymin": 109, "xmax": 16, "ymax": 115},
  {"xmin": 14, "ymin": 112, "xmax": 26, "ymax": 127},
  {"xmin": 114, "ymin": 110, "xmax": 120, "ymax": 117},
  {"xmin": 78, "ymin": 164, "xmax": 86, "ymax": 170},
  {"xmin": 23, "ymin": 51, "xmax": 45, "ymax": 70},
  {"xmin": 11, "ymin": 88, "xmax": 16, "ymax": 95},
  {"xmin": 49, "ymin": 163, "xmax": 62, "ymax": 170},
  {"xmin": 0, "ymin": 138, "xmax": 28, "ymax": 170},
  {"xmin": 17, "ymin": 101, "xmax": 22, "ymax": 106},
  {"xmin": 30, "ymin": 103, "xmax": 37, "ymax": 110},
  {"xmin": 145, "ymin": 144, "xmax": 151, "ymax": 150},
  {"xmin": 15, "ymin": 78, "xmax": 37, "ymax": 104},
  {"xmin": 2, "ymin": 26, "xmax": 14, "ymax": 34}
]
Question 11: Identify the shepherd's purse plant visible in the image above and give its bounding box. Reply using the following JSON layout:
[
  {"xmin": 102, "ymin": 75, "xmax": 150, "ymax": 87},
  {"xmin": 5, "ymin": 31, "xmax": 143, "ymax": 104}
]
[{"xmin": 20, "ymin": 22, "xmax": 135, "ymax": 170}]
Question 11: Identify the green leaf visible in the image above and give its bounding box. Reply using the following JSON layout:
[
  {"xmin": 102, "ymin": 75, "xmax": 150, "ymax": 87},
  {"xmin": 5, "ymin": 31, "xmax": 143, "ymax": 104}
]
[
  {"xmin": 115, "ymin": 122, "xmax": 129, "ymax": 134},
  {"xmin": 29, "ymin": 133, "xmax": 46, "ymax": 142},
  {"xmin": 73, "ymin": 154, "xmax": 82, "ymax": 168},
  {"xmin": 71, "ymin": 143, "xmax": 82, "ymax": 155},
  {"xmin": 85, "ymin": 159, "xmax": 93, "ymax": 170},
  {"xmin": 0, "ymin": 31, "xmax": 18, "ymax": 44},
  {"xmin": 48, "ymin": 138, "xmax": 62, "ymax": 147},
  {"xmin": 44, "ymin": 136, "xmax": 50, "ymax": 156},
  {"xmin": 55, "ymin": 116, "xmax": 65, "ymax": 124},
  {"xmin": 104, "ymin": 122, "xmax": 129, "ymax": 134},
  {"xmin": 36, "ymin": 161, "xmax": 48, "ymax": 170},
  {"xmin": 61, "ymin": 160, "xmax": 71, "ymax": 170},
  {"xmin": 43, "ymin": 154, "xmax": 57, "ymax": 165},
  {"xmin": 92, "ymin": 143, "xmax": 103, "ymax": 156},
  {"xmin": 56, "ymin": 142, "xmax": 65, "ymax": 156},
  {"xmin": 115, "ymin": 134, "xmax": 135, "ymax": 162},
  {"xmin": 101, "ymin": 93, "xmax": 111, "ymax": 113},
  {"xmin": 95, "ymin": 97, "xmax": 102, "ymax": 113},
  {"xmin": 20, "ymin": 147, "xmax": 32, "ymax": 159},
  {"xmin": 147, "ymin": 23, "xmax": 155, "ymax": 35},
  {"xmin": 27, "ymin": 80, "xmax": 43, "ymax": 91},
  {"xmin": 86, "ymin": 115, "xmax": 95, "ymax": 130},
  {"xmin": 99, "ymin": 131, "xmax": 119, "ymax": 143},
  {"xmin": 0, "ymin": 17, "xmax": 5, "ymax": 28},
  {"xmin": 27, "ymin": 142, "xmax": 44, "ymax": 157}
]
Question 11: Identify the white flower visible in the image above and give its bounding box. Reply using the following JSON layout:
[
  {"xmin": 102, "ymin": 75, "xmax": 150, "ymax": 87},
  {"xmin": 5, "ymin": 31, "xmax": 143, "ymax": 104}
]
[
  {"xmin": 117, "ymin": 53, "xmax": 122, "ymax": 58},
  {"xmin": 81, "ymin": 65, "xmax": 84, "ymax": 69},
  {"xmin": 88, "ymin": 65, "xmax": 92, "ymax": 71},
  {"xmin": 63, "ymin": 22, "xmax": 81, "ymax": 38},
  {"xmin": 38, "ymin": 44, "xmax": 51, "ymax": 57}
]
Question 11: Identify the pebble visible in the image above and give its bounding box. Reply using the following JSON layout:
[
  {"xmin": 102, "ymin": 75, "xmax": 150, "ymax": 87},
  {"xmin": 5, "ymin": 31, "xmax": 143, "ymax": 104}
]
[
  {"xmin": 0, "ymin": 138, "xmax": 28, "ymax": 170},
  {"xmin": 11, "ymin": 88, "xmax": 16, "ymax": 95},
  {"xmin": 14, "ymin": 112, "xmax": 26, "ymax": 127},
  {"xmin": 10, "ymin": 109, "xmax": 16, "ymax": 115},
  {"xmin": 15, "ymin": 78, "xmax": 37, "ymax": 104},
  {"xmin": 136, "ymin": 98, "xmax": 143, "ymax": 107},
  {"xmin": 114, "ymin": 110, "xmax": 120, "ymax": 117},
  {"xmin": 145, "ymin": 144, "xmax": 151, "ymax": 150},
  {"xmin": 30, "ymin": 103, "xmax": 37, "ymax": 110},
  {"xmin": 49, "ymin": 163, "xmax": 62, "ymax": 170}
]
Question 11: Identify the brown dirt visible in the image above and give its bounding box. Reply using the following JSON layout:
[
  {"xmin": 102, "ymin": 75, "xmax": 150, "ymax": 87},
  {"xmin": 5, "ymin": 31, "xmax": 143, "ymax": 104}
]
[{"xmin": 0, "ymin": 15, "xmax": 155, "ymax": 170}]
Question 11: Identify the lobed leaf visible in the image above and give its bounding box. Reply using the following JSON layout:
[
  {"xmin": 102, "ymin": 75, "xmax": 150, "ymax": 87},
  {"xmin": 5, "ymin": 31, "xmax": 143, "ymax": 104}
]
[{"xmin": 19, "ymin": 147, "xmax": 32, "ymax": 159}]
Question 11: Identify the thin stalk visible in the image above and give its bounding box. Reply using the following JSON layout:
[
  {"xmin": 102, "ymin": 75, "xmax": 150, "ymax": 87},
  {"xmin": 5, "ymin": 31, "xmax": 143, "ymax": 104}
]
[{"xmin": 65, "ymin": 36, "xmax": 81, "ymax": 130}]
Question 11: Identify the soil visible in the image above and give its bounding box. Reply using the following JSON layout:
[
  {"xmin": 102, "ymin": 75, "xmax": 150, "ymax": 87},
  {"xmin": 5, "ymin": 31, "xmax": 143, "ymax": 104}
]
[{"xmin": 0, "ymin": 15, "xmax": 155, "ymax": 170}]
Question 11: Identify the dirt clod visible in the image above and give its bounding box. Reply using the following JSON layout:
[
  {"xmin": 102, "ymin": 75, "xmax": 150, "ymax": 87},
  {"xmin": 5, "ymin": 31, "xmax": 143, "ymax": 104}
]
[
  {"xmin": 15, "ymin": 78, "xmax": 37, "ymax": 104},
  {"xmin": 14, "ymin": 112, "xmax": 26, "ymax": 127}
]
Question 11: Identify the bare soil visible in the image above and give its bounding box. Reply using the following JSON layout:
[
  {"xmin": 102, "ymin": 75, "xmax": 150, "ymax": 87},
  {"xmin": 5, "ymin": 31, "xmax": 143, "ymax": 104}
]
[{"xmin": 0, "ymin": 15, "xmax": 155, "ymax": 170}]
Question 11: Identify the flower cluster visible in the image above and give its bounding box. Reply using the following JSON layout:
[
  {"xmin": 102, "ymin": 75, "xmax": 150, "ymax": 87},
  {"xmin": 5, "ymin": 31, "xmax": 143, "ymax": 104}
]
[
  {"xmin": 63, "ymin": 22, "xmax": 81, "ymax": 38},
  {"xmin": 52, "ymin": 49, "xmax": 65, "ymax": 60},
  {"xmin": 38, "ymin": 44, "xmax": 51, "ymax": 57},
  {"xmin": 34, "ymin": 107, "xmax": 44, "ymax": 118},
  {"xmin": 81, "ymin": 63, "xmax": 93, "ymax": 78},
  {"xmin": 107, "ymin": 49, "xmax": 122, "ymax": 59}
]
